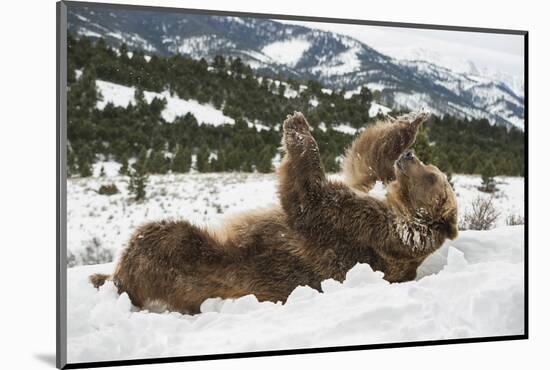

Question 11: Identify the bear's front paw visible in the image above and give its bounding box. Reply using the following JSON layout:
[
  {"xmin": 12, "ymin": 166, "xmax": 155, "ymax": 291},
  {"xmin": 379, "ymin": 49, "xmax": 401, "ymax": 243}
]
[
  {"xmin": 283, "ymin": 111, "xmax": 311, "ymax": 136},
  {"xmin": 282, "ymin": 112, "xmax": 316, "ymax": 153},
  {"xmin": 409, "ymin": 111, "xmax": 431, "ymax": 128}
]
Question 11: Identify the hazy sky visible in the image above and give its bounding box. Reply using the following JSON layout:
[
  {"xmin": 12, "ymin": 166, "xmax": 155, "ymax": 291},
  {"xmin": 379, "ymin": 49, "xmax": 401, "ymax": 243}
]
[{"xmin": 277, "ymin": 19, "xmax": 525, "ymax": 77}]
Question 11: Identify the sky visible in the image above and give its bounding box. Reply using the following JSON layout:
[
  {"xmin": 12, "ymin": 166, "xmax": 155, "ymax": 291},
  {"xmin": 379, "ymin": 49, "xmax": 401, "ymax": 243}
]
[{"xmin": 276, "ymin": 19, "xmax": 525, "ymax": 78}]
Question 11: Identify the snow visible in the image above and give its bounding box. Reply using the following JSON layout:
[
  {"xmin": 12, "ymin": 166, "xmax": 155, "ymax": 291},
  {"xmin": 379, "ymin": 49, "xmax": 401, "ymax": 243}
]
[
  {"xmin": 332, "ymin": 124, "xmax": 358, "ymax": 135},
  {"xmin": 246, "ymin": 120, "xmax": 270, "ymax": 131},
  {"xmin": 366, "ymin": 82, "xmax": 390, "ymax": 92},
  {"xmin": 369, "ymin": 102, "xmax": 392, "ymax": 117},
  {"xmin": 95, "ymin": 80, "xmax": 234, "ymax": 126},
  {"xmin": 77, "ymin": 28, "xmax": 101, "ymax": 38},
  {"xmin": 266, "ymin": 79, "xmax": 301, "ymax": 99},
  {"xmin": 95, "ymin": 80, "xmax": 134, "ymax": 109},
  {"xmin": 261, "ymin": 37, "xmax": 311, "ymax": 67},
  {"xmin": 67, "ymin": 223, "xmax": 524, "ymax": 362},
  {"xmin": 311, "ymin": 44, "xmax": 362, "ymax": 77},
  {"xmin": 107, "ymin": 32, "xmax": 124, "ymax": 41},
  {"xmin": 177, "ymin": 35, "xmax": 236, "ymax": 58},
  {"xmin": 452, "ymin": 175, "xmax": 524, "ymax": 226},
  {"xmin": 75, "ymin": 14, "xmax": 89, "ymax": 22},
  {"xmin": 309, "ymin": 98, "xmax": 319, "ymax": 107},
  {"xmin": 92, "ymin": 161, "xmax": 121, "ymax": 178}
]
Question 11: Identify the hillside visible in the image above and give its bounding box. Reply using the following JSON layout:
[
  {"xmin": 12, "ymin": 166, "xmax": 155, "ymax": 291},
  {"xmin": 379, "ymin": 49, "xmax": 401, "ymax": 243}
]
[
  {"xmin": 67, "ymin": 36, "xmax": 525, "ymax": 178},
  {"xmin": 66, "ymin": 3, "xmax": 524, "ymax": 130}
]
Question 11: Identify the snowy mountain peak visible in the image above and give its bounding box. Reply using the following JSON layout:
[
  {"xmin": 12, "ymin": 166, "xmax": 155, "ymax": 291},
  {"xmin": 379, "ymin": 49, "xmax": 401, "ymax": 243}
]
[{"xmin": 67, "ymin": 4, "xmax": 524, "ymax": 130}]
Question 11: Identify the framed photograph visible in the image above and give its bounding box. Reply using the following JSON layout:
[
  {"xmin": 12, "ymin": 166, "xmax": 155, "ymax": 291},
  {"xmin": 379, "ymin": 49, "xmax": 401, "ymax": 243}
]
[{"xmin": 56, "ymin": 1, "xmax": 527, "ymax": 368}]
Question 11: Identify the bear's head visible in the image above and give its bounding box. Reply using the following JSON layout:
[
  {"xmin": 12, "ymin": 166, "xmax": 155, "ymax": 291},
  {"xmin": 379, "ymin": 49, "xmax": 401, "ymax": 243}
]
[{"xmin": 387, "ymin": 149, "xmax": 458, "ymax": 240}]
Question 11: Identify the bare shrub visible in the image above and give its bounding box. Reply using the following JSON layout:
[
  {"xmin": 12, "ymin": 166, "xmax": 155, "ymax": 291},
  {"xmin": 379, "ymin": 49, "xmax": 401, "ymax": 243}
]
[
  {"xmin": 506, "ymin": 214, "xmax": 525, "ymax": 226},
  {"xmin": 67, "ymin": 238, "xmax": 114, "ymax": 267},
  {"xmin": 98, "ymin": 183, "xmax": 119, "ymax": 195},
  {"xmin": 67, "ymin": 250, "xmax": 77, "ymax": 268},
  {"xmin": 459, "ymin": 196, "xmax": 500, "ymax": 230},
  {"xmin": 83, "ymin": 237, "xmax": 113, "ymax": 265}
]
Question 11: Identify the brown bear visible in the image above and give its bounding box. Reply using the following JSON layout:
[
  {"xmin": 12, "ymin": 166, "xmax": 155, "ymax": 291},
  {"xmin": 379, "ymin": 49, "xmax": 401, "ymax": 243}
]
[{"xmin": 89, "ymin": 112, "xmax": 458, "ymax": 315}]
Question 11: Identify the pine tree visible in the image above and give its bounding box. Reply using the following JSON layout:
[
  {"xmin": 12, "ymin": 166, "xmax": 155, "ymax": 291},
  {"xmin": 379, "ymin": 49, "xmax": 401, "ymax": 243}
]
[
  {"xmin": 128, "ymin": 156, "xmax": 148, "ymax": 201},
  {"xmin": 76, "ymin": 144, "xmax": 94, "ymax": 177},
  {"xmin": 413, "ymin": 129, "xmax": 434, "ymax": 164},
  {"xmin": 99, "ymin": 165, "xmax": 106, "ymax": 177},
  {"xmin": 147, "ymin": 150, "xmax": 168, "ymax": 174},
  {"xmin": 171, "ymin": 146, "xmax": 192, "ymax": 173},
  {"xmin": 196, "ymin": 146, "xmax": 210, "ymax": 173},
  {"xmin": 211, "ymin": 149, "xmax": 226, "ymax": 172},
  {"xmin": 119, "ymin": 153, "xmax": 129, "ymax": 175},
  {"xmin": 478, "ymin": 162, "xmax": 498, "ymax": 193},
  {"xmin": 256, "ymin": 146, "xmax": 274, "ymax": 173},
  {"xmin": 321, "ymin": 151, "xmax": 339, "ymax": 173},
  {"xmin": 67, "ymin": 147, "xmax": 78, "ymax": 177},
  {"xmin": 278, "ymin": 83, "xmax": 286, "ymax": 97},
  {"xmin": 213, "ymin": 55, "xmax": 226, "ymax": 70}
]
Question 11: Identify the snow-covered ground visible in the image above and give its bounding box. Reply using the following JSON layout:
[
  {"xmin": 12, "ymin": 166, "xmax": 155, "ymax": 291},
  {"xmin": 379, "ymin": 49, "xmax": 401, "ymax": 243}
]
[
  {"xmin": 67, "ymin": 224, "xmax": 524, "ymax": 363},
  {"xmin": 95, "ymin": 80, "xmax": 235, "ymax": 126},
  {"xmin": 66, "ymin": 171, "xmax": 525, "ymax": 363},
  {"xmin": 67, "ymin": 170, "xmax": 523, "ymax": 262}
]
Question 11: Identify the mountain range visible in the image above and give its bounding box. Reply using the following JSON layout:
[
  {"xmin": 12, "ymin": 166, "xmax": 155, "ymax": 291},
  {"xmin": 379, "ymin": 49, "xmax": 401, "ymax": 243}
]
[{"xmin": 67, "ymin": 4, "xmax": 524, "ymax": 130}]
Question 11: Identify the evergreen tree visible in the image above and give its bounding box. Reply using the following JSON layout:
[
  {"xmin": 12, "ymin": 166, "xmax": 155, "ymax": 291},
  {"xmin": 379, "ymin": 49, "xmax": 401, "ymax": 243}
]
[
  {"xmin": 67, "ymin": 147, "xmax": 78, "ymax": 177},
  {"xmin": 147, "ymin": 150, "xmax": 168, "ymax": 174},
  {"xmin": 278, "ymin": 83, "xmax": 286, "ymax": 97},
  {"xmin": 359, "ymin": 86, "xmax": 373, "ymax": 106},
  {"xmin": 211, "ymin": 149, "xmax": 226, "ymax": 172},
  {"xmin": 213, "ymin": 55, "xmax": 226, "ymax": 70},
  {"xmin": 413, "ymin": 129, "xmax": 434, "ymax": 164},
  {"xmin": 478, "ymin": 162, "xmax": 498, "ymax": 193},
  {"xmin": 99, "ymin": 165, "xmax": 106, "ymax": 177},
  {"xmin": 76, "ymin": 144, "xmax": 94, "ymax": 177},
  {"xmin": 321, "ymin": 152, "xmax": 339, "ymax": 173},
  {"xmin": 171, "ymin": 146, "xmax": 192, "ymax": 173},
  {"xmin": 196, "ymin": 146, "xmax": 210, "ymax": 173},
  {"xmin": 119, "ymin": 153, "xmax": 129, "ymax": 175},
  {"xmin": 128, "ymin": 156, "xmax": 148, "ymax": 201},
  {"xmin": 256, "ymin": 146, "xmax": 274, "ymax": 173}
]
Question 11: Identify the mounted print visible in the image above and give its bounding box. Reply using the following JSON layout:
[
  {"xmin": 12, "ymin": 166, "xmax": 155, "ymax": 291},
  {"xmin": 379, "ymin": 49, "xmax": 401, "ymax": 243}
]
[{"xmin": 56, "ymin": 1, "xmax": 528, "ymax": 368}]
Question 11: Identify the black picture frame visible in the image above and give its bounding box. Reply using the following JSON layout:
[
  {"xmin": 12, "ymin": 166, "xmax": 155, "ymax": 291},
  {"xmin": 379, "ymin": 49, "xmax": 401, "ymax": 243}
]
[{"xmin": 56, "ymin": 1, "xmax": 528, "ymax": 368}]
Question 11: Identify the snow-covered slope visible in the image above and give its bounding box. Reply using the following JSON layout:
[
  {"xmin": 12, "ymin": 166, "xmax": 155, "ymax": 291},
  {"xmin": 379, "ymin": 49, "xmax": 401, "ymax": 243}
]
[
  {"xmin": 67, "ymin": 5, "xmax": 525, "ymax": 130},
  {"xmin": 261, "ymin": 37, "xmax": 312, "ymax": 67},
  {"xmin": 67, "ymin": 224, "xmax": 524, "ymax": 363},
  {"xmin": 96, "ymin": 80, "xmax": 235, "ymax": 126}
]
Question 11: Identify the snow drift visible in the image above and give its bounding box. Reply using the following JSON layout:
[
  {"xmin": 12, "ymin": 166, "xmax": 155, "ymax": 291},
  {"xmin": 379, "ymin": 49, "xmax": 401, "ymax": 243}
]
[{"xmin": 67, "ymin": 225, "xmax": 524, "ymax": 363}]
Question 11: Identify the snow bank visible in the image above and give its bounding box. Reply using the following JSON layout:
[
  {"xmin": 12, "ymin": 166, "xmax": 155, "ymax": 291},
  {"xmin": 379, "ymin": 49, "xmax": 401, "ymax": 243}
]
[{"xmin": 67, "ymin": 225, "xmax": 524, "ymax": 363}]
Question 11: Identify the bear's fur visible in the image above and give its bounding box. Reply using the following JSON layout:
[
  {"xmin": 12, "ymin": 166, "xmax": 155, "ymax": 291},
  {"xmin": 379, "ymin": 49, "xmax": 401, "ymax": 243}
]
[
  {"xmin": 342, "ymin": 113, "xmax": 427, "ymax": 193},
  {"xmin": 89, "ymin": 112, "xmax": 458, "ymax": 314}
]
